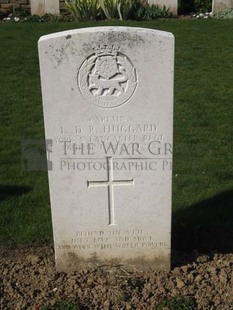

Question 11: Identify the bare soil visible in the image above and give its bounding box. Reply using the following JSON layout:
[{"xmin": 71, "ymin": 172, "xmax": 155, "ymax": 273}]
[{"xmin": 0, "ymin": 245, "xmax": 232, "ymax": 310}]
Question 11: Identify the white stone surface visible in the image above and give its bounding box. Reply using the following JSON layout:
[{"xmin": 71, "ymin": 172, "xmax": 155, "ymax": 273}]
[
  {"xmin": 31, "ymin": 0, "xmax": 45, "ymax": 16},
  {"xmin": 30, "ymin": 0, "xmax": 60, "ymax": 16},
  {"xmin": 148, "ymin": 0, "xmax": 177, "ymax": 15},
  {"xmin": 45, "ymin": 0, "xmax": 60, "ymax": 15},
  {"xmin": 212, "ymin": 0, "xmax": 233, "ymax": 14},
  {"xmin": 38, "ymin": 27, "xmax": 174, "ymax": 272}
]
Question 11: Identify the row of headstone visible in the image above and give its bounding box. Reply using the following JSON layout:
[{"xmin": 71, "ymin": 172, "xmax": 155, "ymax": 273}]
[
  {"xmin": 38, "ymin": 26, "xmax": 174, "ymax": 272},
  {"xmin": 29, "ymin": 0, "xmax": 233, "ymax": 17},
  {"xmin": 30, "ymin": 0, "xmax": 178, "ymax": 17}
]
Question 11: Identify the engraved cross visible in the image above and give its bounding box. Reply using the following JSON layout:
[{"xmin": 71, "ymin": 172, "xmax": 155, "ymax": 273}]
[{"xmin": 87, "ymin": 157, "xmax": 134, "ymax": 226}]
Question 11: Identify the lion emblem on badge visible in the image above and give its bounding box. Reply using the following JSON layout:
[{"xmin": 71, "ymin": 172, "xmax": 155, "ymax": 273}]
[{"xmin": 78, "ymin": 44, "xmax": 137, "ymax": 109}]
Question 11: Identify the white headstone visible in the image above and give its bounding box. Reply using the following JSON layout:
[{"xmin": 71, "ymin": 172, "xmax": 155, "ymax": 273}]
[
  {"xmin": 148, "ymin": 0, "xmax": 177, "ymax": 15},
  {"xmin": 212, "ymin": 0, "xmax": 233, "ymax": 14},
  {"xmin": 45, "ymin": 0, "xmax": 60, "ymax": 15},
  {"xmin": 31, "ymin": 0, "xmax": 45, "ymax": 16},
  {"xmin": 38, "ymin": 27, "xmax": 174, "ymax": 272},
  {"xmin": 30, "ymin": 0, "xmax": 60, "ymax": 16}
]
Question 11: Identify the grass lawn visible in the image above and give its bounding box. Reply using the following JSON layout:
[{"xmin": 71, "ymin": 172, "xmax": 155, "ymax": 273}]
[{"xmin": 0, "ymin": 20, "xmax": 233, "ymax": 252}]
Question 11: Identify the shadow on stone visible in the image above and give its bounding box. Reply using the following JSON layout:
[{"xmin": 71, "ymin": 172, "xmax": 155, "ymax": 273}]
[
  {"xmin": 0, "ymin": 185, "xmax": 32, "ymax": 202},
  {"xmin": 172, "ymin": 189, "xmax": 233, "ymax": 255}
]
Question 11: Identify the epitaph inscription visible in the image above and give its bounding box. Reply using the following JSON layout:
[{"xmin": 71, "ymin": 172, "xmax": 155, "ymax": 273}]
[{"xmin": 39, "ymin": 27, "xmax": 174, "ymax": 272}]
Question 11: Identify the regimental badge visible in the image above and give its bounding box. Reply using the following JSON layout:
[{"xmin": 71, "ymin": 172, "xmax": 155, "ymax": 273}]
[{"xmin": 78, "ymin": 44, "xmax": 137, "ymax": 109}]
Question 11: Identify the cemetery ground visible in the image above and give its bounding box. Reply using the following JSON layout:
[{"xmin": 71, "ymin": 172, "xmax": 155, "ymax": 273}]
[{"xmin": 0, "ymin": 20, "xmax": 233, "ymax": 309}]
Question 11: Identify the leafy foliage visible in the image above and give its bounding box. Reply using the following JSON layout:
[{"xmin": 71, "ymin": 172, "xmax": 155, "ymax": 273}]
[
  {"xmin": 136, "ymin": 4, "xmax": 172, "ymax": 20},
  {"xmin": 179, "ymin": 0, "xmax": 212, "ymax": 14},
  {"xmin": 117, "ymin": 0, "xmax": 135, "ymax": 20},
  {"xmin": 65, "ymin": 0, "xmax": 100, "ymax": 20},
  {"xmin": 64, "ymin": 0, "xmax": 169, "ymax": 21},
  {"xmin": 215, "ymin": 9, "xmax": 233, "ymax": 19},
  {"xmin": 8, "ymin": 5, "xmax": 30, "ymax": 17},
  {"xmin": 99, "ymin": 0, "xmax": 118, "ymax": 20},
  {"xmin": 194, "ymin": 0, "xmax": 212, "ymax": 13},
  {"xmin": 92, "ymin": 0, "xmax": 135, "ymax": 20}
]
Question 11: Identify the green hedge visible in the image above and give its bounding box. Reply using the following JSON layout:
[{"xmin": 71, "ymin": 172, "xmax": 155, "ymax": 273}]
[{"xmin": 178, "ymin": 0, "xmax": 212, "ymax": 14}]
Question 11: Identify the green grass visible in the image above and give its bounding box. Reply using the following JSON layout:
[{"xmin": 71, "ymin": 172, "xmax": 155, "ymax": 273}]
[
  {"xmin": 39, "ymin": 301, "xmax": 81, "ymax": 310},
  {"xmin": 38, "ymin": 296, "xmax": 196, "ymax": 310},
  {"xmin": 0, "ymin": 20, "xmax": 233, "ymax": 251},
  {"xmin": 156, "ymin": 296, "xmax": 196, "ymax": 309}
]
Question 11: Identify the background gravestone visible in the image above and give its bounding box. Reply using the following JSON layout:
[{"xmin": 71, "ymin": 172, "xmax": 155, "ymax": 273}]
[
  {"xmin": 30, "ymin": 0, "xmax": 59, "ymax": 16},
  {"xmin": 148, "ymin": 0, "xmax": 178, "ymax": 15},
  {"xmin": 38, "ymin": 27, "xmax": 174, "ymax": 272},
  {"xmin": 212, "ymin": 0, "xmax": 233, "ymax": 14}
]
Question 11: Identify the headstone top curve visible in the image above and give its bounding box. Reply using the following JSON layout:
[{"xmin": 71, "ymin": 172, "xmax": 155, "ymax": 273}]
[{"xmin": 38, "ymin": 26, "xmax": 174, "ymax": 43}]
